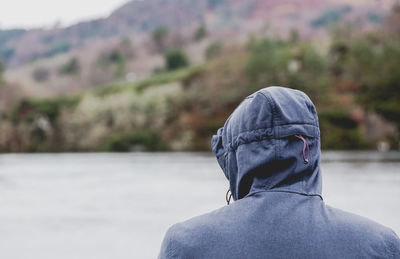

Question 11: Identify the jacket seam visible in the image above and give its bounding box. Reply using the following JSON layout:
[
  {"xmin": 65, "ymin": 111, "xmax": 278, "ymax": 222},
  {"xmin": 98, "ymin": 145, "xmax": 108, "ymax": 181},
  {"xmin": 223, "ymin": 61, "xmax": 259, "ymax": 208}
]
[
  {"xmin": 244, "ymin": 189, "xmax": 323, "ymax": 200},
  {"xmin": 259, "ymin": 90, "xmax": 278, "ymax": 125},
  {"xmin": 226, "ymin": 133, "xmax": 271, "ymax": 152},
  {"xmin": 228, "ymin": 123, "xmax": 317, "ymax": 139},
  {"xmin": 223, "ymin": 123, "xmax": 319, "ymax": 152},
  {"xmin": 259, "ymin": 90, "xmax": 318, "ymax": 127},
  {"xmin": 274, "ymin": 122, "xmax": 317, "ymax": 127},
  {"xmin": 220, "ymin": 91, "xmax": 319, "ymax": 153}
]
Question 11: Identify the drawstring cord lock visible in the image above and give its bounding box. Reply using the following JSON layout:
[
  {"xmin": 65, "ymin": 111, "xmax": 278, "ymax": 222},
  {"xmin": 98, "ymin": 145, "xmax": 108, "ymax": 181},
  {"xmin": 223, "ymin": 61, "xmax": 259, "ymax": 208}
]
[
  {"xmin": 226, "ymin": 189, "xmax": 232, "ymax": 205},
  {"xmin": 295, "ymin": 135, "xmax": 309, "ymax": 164}
]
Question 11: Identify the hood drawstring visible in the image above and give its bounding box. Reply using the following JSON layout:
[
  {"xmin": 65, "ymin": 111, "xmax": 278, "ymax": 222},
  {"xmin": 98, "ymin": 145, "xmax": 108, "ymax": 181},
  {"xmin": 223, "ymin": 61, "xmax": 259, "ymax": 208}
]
[
  {"xmin": 226, "ymin": 188, "xmax": 232, "ymax": 205},
  {"xmin": 295, "ymin": 135, "xmax": 309, "ymax": 164}
]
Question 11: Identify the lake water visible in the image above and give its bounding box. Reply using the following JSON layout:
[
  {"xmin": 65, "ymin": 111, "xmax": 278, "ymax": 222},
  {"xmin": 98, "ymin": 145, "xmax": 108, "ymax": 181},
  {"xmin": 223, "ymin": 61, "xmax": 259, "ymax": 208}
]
[{"xmin": 0, "ymin": 152, "xmax": 399, "ymax": 259}]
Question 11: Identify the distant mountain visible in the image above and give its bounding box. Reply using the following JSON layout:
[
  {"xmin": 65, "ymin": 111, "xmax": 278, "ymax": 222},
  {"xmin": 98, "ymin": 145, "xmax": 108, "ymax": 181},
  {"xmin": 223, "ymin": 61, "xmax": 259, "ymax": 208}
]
[{"xmin": 0, "ymin": 0, "xmax": 393, "ymax": 67}]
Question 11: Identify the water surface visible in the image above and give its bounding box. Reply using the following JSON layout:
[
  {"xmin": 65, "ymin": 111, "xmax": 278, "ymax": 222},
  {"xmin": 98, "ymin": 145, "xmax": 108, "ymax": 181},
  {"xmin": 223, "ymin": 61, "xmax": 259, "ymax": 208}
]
[{"xmin": 0, "ymin": 152, "xmax": 399, "ymax": 258}]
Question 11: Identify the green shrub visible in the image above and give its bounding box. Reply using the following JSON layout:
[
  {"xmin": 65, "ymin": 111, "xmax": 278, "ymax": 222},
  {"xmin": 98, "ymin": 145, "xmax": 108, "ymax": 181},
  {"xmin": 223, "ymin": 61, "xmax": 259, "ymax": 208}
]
[
  {"xmin": 102, "ymin": 132, "xmax": 167, "ymax": 152},
  {"xmin": 13, "ymin": 96, "xmax": 79, "ymax": 122},
  {"xmin": 165, "ymin": 49, "xmax": 189, "ymax": 71},
  {"xmin": 193, "ymin": 25, "xmax": 207, "ymax": 41},
  {"xmin": 152, "ymin": 26, "xmax": 169, "ymax": 52},
  {"xmin": 44, "ymin": 42, "xmax": 71, "ymax": 57},
  {"xmin": 98, "ymin": 49, "xmax": 126, "ymax": 76},
  {"xmin": 352, "ymin": 41, "xmax": 400, "ymax": 130},
  {"xmin": 59, "ymin": 57, "xmax": 80, "ymax": 75},
  {"xmin": 246, "ymin": 37, "xmax": 329, "ymax": 102},
  {"xmin": 319, "ymin": 110, "xmax": 358, "ymax": 129},
  {"xmin": 319, "ymin": 110, "xmax": 367, "ymax": 149},
  {"xmin": 205, "ymin": 41, "xmax": 223, "ymax": 60}
]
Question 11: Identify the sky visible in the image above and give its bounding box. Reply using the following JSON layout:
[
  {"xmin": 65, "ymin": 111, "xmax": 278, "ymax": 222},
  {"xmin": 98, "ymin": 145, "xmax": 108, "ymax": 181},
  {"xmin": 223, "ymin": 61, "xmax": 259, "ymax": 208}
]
[{"xmin": 0, "ymin": 0, "xmax": 130, "ymax": 29}]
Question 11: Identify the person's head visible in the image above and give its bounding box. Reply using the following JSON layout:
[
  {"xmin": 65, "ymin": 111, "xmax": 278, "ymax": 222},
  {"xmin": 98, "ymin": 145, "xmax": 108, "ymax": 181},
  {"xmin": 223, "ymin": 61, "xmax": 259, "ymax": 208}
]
[{"xmin": 212, "ymin": 86, "xmax": 322, "ymax": 201}]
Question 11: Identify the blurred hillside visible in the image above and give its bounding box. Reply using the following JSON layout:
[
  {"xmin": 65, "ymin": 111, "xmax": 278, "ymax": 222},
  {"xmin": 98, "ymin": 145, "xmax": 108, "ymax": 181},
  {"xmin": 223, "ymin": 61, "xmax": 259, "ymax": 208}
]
[
  {"xmin": 0, "ymin": 0, "xmax": 399, "ymax": 152},
  {"xmin": 0, "ymin": 0, "xmax": 393, "ymax": 66}
]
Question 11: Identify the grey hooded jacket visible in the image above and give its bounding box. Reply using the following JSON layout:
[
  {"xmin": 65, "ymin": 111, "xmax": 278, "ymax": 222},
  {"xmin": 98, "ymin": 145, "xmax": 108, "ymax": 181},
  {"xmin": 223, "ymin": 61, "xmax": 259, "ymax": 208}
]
[{"xmin": 158, "ymin": 86, "xmax": 400, "ymax": 258}]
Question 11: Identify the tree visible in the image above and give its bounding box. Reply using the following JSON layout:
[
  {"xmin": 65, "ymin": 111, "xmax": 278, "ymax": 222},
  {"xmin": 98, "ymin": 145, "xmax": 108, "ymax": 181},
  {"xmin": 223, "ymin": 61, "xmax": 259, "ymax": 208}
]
[
  {"xmin": 344, "ymin": 5, "xmax": 400, "ymax": 131},
  {"xmin": 59, "ymin": 57, "xmax": 80, "ymax": 75},
  {"xmin": 165, "ymin": 49, "xmax": 189, "ymax": 71},
  {"xmin": 97, "ymin": 49, "xmax": 126, "ymax": 77},
  {"xmin": 355, "ymin": 41, "xmax": 400, "ymax": 130},
  {"xmin": 193, "ymin": 25, "xmax": 207, "ymax": 41},
  {"xmin": 205, "ymin": 41, "xmax": 223, "ymax": 60},
  {"xmin": 152, "ymin": 27, "xmax": 169, "ymax": 52}
]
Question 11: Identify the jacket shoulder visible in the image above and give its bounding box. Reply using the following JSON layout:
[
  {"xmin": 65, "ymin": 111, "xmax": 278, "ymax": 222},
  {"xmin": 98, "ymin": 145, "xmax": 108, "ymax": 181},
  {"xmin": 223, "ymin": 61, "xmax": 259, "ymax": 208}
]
[
  {"xmin": 385, "ymin": 229, "xmax": 400, "ymax": 259},
  {"xmin": 158, "ymin": 205, "xmax": 233, "ymax": 258},
  {"xmin": 158, "ymin": 223, "xmax": 184, "ymax": 259},
  {"xmin": 326, "ymin": 205, "xmax": 400, "ymax": 258}
]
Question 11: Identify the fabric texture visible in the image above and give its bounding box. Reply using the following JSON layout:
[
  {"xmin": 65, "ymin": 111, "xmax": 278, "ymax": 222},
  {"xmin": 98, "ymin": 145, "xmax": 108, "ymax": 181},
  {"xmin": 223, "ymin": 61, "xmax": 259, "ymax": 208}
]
[{"xmin": 158, "ymin": 86, "xmax": 400, "ymax": 259}]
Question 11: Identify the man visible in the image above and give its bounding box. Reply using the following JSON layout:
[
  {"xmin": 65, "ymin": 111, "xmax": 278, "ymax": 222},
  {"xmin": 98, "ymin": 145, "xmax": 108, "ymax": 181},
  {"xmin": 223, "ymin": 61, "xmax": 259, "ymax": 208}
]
[{"xmin": 158, "ymin": 86, "xmax": 400, "ymax": 258}]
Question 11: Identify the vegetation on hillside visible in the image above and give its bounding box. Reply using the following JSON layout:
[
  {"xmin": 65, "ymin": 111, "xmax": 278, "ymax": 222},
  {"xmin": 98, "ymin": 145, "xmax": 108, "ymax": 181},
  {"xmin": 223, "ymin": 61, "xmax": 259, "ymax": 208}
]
[
  {"xmin": 0, "ymin": 4, "xmax": 399, "ymax": 152},
  {"xmin": 0, "ymin": 0, "xmax": 390, "ymax": 67},
  {"xmin": 165, "ymin": 49, "xmax": 189, "ymax": 71}
]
